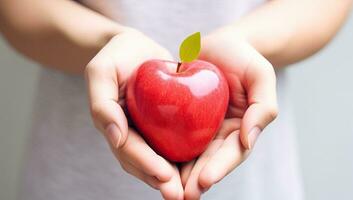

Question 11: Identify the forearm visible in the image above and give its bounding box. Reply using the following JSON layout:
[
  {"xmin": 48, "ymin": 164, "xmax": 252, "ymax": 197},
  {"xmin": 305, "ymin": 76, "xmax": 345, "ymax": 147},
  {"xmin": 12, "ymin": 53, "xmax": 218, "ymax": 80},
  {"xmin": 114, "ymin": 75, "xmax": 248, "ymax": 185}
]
[
  {"xmin": 234, "ymin": 0, "xmax": 353, "ymax": 67},
  {"xmin": 0, "ymin": 0, "xmax": 124, "ymax": 74}
]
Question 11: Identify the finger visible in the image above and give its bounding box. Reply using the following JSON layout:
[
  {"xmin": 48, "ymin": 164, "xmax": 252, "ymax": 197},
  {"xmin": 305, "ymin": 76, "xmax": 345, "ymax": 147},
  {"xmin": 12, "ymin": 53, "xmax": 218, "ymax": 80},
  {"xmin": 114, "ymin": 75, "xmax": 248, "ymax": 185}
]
[
  {"xmin": 106, "ymin": 31, "xmax": 175, "ymax": 82},
  {"xmin": 199, "ymin": 131, "xmax": 249, "ymax": 189},
  {"xmin": 159, "ymin": 166, "xmax": 184, "ymax": 200},
  {"xmin": 115, "ymin": 129, "xmax": 174, "ymax": 182},
  {"xmin": 180, "ymin": 160, "xmax": 195, "ymax": 188},
  {"xmin": 214, "ymin": 118, "xmax": 241, "ymax": 139},
  {"xmin": 120, "ymin": 155, "xmax": 184, "ymax": 200},
  {"xmin": 85, "ymin": 54, "xmax": 129, "ymax": 148},
  {"xmin": 183, "ymin": 118, "xmax": 240, "ymax": 199},
  {"xmin": 119, "ymin": 159, "xmax": 160, "ymax": 190},
  {"xmin": 184, "ymin": 140, "xmax": 223, "ymax": 200},
  {"xmin": 240, "ymin": 54, "xmax": 278, "ymax": 149}
]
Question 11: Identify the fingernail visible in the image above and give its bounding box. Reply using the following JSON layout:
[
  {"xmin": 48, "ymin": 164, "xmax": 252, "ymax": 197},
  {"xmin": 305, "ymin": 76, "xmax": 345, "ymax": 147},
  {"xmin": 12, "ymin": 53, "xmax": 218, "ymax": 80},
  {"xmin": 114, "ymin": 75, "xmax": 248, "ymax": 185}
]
[
  {"xmin": 105, "ymin": 123, "xmax": 121, "ymax": 148},
  {"xmin": 248, "ymin": 127, "xmax": 261, "ymax": 149}
]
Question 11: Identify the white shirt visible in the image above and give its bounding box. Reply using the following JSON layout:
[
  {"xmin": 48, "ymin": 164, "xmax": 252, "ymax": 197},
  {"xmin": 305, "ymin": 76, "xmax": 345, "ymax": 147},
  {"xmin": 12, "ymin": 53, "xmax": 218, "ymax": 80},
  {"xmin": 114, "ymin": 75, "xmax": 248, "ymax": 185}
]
[{"xmin": 20, "ymin": 1, "xmax": 304, "ymax": 199}]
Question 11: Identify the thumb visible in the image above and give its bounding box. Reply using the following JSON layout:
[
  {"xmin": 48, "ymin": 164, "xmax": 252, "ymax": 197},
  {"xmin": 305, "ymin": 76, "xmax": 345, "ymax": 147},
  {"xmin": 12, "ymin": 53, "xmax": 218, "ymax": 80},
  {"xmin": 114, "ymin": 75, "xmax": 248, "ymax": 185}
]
[
  {"xmin": 240, "ymin": 54, "xmax": 278, "ymax": 150},
  {"xmin": 85, "ymin": 56, "xmax": 128, "ymax": 148},
  {"xmin": 92, "ymin": 100, "xmax": 128, "ymax": 149}
]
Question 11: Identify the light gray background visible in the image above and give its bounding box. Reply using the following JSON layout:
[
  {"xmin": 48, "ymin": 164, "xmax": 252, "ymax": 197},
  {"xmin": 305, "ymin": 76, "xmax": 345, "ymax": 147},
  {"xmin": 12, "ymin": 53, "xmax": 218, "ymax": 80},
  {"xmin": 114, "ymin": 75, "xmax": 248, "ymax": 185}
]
[{"xmin": 0, "ymin": 14, "xmax": 352, "ymax": 200}]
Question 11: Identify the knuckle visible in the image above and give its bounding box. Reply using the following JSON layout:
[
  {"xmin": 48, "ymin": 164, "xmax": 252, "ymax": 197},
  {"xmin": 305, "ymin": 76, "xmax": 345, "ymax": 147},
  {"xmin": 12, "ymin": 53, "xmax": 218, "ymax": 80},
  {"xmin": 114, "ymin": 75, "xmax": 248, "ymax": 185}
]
[
  {"xmin": 120, "ymin": 162, "xmax": 130, "ymax": 173},
  {"xmin": 257, "ymin": 56, "xmax": 275, "ymax": 74},
  {"xmin": 119, "ymin": 140, "xmax": 129, "ymax": 152},
  {"xmin": 89, "ymin": 104, "xmax": 106, "ymax": 132},
  {"xmin": 266, "ymin": 105, "xmax": 279, "ymax": 121},
  {"xmin": 90, "ymin": 102, "xmax": 104, "ymax": 120},
  {"xmin": 264, "ymin": 60, "xmax": 274, "ymax": 70},
  {"xmin": 260, "ymin": 56, "xmax": 273, "ymax": 69},
  {"xmin": 199, "ymin": 175, "xmax": 213, "ymax": 189},
  {"xmin": 263, "ymin": 61, "xmax": 275, "ymax": 76},
  {"xmin": 85, "ymin": 57, "xmax": 114, "ymax": 78},
  {"xmin": 92, "ymin": 119, "xmax": 101, "ymax": 130},
  {"xmin": 84, "ymin": 60, "xmax": 99, "ymax": 77}
]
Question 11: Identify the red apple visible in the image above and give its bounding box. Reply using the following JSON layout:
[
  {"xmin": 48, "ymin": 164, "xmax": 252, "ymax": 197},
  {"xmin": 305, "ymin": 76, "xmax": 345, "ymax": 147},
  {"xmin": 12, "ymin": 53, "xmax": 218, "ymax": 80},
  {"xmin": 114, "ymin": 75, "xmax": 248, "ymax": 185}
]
[{"xmin": 126, "ymin": 59, "xmax": 229, "ymax": 162}]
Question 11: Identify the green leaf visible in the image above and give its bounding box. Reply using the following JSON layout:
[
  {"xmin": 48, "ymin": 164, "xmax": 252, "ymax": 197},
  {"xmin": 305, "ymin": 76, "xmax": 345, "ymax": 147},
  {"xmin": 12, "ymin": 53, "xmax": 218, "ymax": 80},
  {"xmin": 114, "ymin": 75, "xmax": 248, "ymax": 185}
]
[{"xmin": 179, "ymin": 32, "xmax": 201, "ymax": 63}]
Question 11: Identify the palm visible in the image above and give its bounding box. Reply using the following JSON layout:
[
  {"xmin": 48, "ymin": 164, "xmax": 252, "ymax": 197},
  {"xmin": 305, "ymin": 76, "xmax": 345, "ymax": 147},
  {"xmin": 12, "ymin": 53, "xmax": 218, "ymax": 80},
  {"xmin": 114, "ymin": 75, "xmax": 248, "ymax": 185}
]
[
  {"xmin": 86, "ymin": 30, "xmax": 183, "ymax": 200},
  {"xmin": 181, "ymin": 56, "xmax": 250, "ymax": 199},
  {"xmin": 181, "ymin": 30, "xmax": 277, "ymax": 199}
]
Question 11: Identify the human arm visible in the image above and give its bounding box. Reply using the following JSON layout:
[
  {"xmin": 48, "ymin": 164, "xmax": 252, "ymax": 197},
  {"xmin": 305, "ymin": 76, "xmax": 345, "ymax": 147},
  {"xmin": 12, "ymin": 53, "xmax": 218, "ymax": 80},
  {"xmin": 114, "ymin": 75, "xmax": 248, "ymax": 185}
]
[
  {"xmin": 234, "ymin": 0, "xmax": 353, "ymax": 67},
  {"xmin": 0, "ymin": 0, "xmax": 122, "ymax": 74}
]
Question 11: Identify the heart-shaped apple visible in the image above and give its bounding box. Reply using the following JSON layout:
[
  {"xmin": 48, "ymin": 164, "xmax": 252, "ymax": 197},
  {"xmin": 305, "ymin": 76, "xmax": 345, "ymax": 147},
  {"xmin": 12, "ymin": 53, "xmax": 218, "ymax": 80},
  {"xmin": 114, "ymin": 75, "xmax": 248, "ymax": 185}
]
[{"xmin": 126, "ymin": 32, "xmax": 229, "ymax": 162}]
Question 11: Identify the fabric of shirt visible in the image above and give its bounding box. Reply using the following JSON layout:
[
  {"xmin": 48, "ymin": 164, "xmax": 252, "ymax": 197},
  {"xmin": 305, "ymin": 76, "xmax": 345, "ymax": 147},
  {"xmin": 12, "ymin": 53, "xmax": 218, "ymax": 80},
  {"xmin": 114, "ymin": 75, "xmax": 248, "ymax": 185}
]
[{"xmin": 19, "ymin": 0, "xmax": 304, "ymax": 199}]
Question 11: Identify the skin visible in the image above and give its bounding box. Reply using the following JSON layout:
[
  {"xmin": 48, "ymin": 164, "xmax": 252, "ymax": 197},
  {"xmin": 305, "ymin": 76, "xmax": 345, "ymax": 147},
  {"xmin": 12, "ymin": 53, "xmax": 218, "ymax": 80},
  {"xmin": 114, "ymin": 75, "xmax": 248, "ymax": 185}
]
[
  {"xmin": 181, "ymin": 31, "xmax": 278, "ymax": 199},
  {"xmin": 0, "ymin": 0, "xmax": 352, "ymax": 199},
  {"xmin": 85, "ymin": 30, "xmax": 184, "ymax": 200}
]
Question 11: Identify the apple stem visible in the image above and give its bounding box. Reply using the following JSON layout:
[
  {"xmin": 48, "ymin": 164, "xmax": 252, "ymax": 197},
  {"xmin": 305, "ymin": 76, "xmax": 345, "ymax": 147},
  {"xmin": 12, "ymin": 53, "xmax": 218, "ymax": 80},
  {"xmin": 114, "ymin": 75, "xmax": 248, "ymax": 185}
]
[{"xmin": 176, "ymin": 62, "xmax": 182, "ymax": 73}]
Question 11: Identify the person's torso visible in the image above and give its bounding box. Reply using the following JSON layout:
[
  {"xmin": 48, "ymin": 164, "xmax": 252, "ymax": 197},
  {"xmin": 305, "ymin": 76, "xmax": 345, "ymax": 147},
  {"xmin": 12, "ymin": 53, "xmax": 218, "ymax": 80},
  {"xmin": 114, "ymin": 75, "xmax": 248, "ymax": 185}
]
[{"xmin": 80, "ymin": 0, "xmax": 264, "ymax": 56}]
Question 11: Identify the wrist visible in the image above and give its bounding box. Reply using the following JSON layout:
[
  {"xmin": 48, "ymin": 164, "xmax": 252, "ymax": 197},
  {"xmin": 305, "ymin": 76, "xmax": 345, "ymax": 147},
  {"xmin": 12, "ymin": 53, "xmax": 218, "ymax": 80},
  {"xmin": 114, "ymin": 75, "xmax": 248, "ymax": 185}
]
[
  {"xmin": 205, "ymin": 24, "xmax": 287, "ymax": 68},
  {"xmin": 201, "ymin": 26, "xmax": 249, "ymax": 57},
  {"xmin": 230, "ymin": 23, "xmax": 289, "ymax": 67},
  {"xmin": 204, "ymin": 26, "xmax": 247, "ymax": 44}
]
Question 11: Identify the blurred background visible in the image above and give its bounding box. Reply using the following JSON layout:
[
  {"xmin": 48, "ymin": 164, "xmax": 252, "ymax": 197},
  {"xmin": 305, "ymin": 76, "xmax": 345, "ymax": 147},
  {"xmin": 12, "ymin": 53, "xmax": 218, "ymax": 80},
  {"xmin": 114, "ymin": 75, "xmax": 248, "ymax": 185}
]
[{"xmin": 0, "ymin": 13, "xmax": 352, "ymax": 200}]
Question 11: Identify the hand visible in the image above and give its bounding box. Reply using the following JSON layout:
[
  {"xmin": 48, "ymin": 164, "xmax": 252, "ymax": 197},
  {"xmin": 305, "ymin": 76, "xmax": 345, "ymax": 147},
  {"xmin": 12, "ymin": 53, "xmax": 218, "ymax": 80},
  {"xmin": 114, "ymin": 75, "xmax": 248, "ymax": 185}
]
[
  {"xmin": 85, "ymin": 29, "xmax": 183, "ymax": 200},
  {"xmin": 181, "ymin": 27, "xmax": 278, "ymax": 199}
]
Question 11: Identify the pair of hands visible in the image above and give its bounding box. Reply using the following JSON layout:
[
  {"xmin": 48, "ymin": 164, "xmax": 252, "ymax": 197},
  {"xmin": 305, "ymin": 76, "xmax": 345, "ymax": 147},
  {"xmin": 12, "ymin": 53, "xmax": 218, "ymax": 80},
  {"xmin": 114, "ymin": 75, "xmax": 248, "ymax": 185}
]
[{"xmin": 85, "ymin": 27, "xmax": 278, "ymax": 200}]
